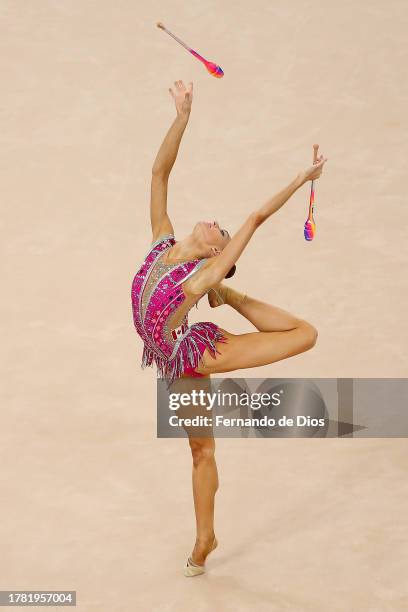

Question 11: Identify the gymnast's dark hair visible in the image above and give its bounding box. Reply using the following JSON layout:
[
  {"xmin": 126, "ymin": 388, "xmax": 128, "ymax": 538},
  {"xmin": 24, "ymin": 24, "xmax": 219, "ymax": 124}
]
[{"xmin": 225, "ymin": 264, "xmax": 236, "ymax": 279}]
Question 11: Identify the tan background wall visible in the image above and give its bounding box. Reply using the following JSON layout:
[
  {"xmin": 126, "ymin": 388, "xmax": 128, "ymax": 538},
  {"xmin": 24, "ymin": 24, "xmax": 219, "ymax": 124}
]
[{"xmin": 1, "ymin": 1, "xmax": 407, "ymax": 610}]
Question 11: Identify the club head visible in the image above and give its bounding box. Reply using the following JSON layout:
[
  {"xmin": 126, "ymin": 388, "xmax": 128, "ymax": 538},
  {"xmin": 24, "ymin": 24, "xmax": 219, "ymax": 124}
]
[{"xmin": 205, "ymin": 61, "xmax": 224, "ymax": 78}]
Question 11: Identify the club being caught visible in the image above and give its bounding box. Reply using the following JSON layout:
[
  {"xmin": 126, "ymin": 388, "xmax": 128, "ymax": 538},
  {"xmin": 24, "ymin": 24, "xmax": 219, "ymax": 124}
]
[{"xmin": 156, "ymin": 22, "xmax": 224, "ymax": 78}]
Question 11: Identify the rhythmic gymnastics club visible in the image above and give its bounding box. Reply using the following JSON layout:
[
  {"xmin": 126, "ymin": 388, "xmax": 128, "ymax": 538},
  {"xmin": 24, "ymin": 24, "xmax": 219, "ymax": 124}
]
[
  {"xmin": 156, "ymin": 22, "xmax": 224, "ymax": 78},
  {"xmin": 304, "ymin": 144, "xmax": 319, "ymax": 241}
]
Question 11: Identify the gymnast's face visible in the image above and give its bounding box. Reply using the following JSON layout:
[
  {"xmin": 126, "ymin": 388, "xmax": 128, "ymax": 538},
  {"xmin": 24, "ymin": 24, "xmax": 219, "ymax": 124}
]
[{"xmin": 195, "ymin": 220, "xmax": 230, "ymax": 256}]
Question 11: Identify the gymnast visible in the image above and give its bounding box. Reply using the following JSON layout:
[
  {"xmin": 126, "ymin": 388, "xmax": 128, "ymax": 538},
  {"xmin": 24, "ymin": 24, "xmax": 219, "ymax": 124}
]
[{"xmin": 130, "ymin": 79, "xmax": 327, "ymax": 576}]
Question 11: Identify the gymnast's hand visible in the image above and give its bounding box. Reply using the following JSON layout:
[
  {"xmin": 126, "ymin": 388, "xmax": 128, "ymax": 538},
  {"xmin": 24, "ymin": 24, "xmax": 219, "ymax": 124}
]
[
  {"xmin": 169, "ymin": 80, "xmax": 193, "ymax": 118},
  {"xmin": 300, "ymin": 154, "xmax": 328, "ymax": 184}
]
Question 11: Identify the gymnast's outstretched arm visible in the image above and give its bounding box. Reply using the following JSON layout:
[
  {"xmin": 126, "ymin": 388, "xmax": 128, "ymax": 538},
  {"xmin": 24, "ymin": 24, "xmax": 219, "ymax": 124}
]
[
  {"xmin": 150, "ymin": 80, "xmax": 193, "ymax": 243},
  {"xmin": 186, "ymin": 155, "xmax": 328, "ymax": 296}
]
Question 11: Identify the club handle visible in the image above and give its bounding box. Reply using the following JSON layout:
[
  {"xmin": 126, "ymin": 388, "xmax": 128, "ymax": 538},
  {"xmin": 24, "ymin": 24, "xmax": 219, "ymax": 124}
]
[{"xmin": 156, "ymin": 22, "xmax": 191, "ymax": 52}]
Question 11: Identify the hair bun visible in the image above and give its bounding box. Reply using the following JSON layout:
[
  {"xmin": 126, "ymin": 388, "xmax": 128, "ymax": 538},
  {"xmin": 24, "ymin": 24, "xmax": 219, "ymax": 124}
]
[{"xmin": 225, "ymin": 264, "xmax": 236, "ymax": 279}]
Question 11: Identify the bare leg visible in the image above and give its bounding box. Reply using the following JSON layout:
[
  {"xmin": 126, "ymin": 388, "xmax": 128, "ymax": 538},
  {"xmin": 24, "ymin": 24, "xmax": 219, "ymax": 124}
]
[
  {"xmin": 209, "ymin": 282, "xmax": 303, "ymax": 331},
  {"xmin": 187, "ymin": 436, "xmax": 219, "ymax": 565},
  {"xmin": 177, "ymin": 376, "xmax": 219, "ymax": 568},
  {"xmin": 180, "ymin": 285, "xmax": 316, "ymax": 566},
  {"xmin": 197, "ymin": 284, "xmax": 317, "ymax": 375}
]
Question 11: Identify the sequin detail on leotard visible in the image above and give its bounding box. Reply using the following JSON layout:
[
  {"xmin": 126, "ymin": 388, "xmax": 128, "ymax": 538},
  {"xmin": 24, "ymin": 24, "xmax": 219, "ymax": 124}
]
[
  {"xmin": 131, "ymin": 234, "xmax": 228, "ymax": 387},
  {"xmin": 141, "ymin": 258, "xmax": 175, "ymax": 321}
]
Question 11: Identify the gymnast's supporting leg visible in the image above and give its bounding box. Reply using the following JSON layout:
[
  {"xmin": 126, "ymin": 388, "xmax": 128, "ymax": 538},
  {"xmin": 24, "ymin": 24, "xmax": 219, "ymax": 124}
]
[
  {"xmin": 175, "ymin": 377, "xmax": 219, "ymax": 574},
  {"xmin": 187, "ymin": 435, "xmax": 218, "ymax": 567}
]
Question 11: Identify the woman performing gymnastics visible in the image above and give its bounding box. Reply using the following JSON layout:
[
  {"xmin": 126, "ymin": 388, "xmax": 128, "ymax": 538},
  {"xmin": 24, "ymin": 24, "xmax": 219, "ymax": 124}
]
[{"xmin": 131, "ymin": 80, "xmax": 328, "ymax": 576}]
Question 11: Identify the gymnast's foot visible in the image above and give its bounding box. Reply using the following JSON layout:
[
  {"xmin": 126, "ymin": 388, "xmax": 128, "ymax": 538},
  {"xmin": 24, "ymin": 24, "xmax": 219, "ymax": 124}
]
[
  {"xmin": 192, "ymin": 534, "xmax": 218, "ymax": 565},
  {"xmin": 208, "ymin": 283, "xmax": 247, "ymax": 309},
  {"xmin": 208, "ymin": 283, "xmax": 229, "ymax": 308},
  {"xmin": 184, "ymin": 534, "xmax": 218, "ymax": 577}
]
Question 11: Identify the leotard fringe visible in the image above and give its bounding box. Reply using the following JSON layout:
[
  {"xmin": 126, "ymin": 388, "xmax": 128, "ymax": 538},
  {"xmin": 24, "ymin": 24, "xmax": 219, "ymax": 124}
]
[{"xmin": 141, "ymin": 322, "xmax": 227, "ymax": 389}]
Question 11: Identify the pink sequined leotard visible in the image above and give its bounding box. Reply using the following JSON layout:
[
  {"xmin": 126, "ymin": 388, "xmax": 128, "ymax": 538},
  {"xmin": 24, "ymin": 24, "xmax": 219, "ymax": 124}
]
[{"xmin": 131, "ymin": 233, "xmax": 227, "ymax": 386}]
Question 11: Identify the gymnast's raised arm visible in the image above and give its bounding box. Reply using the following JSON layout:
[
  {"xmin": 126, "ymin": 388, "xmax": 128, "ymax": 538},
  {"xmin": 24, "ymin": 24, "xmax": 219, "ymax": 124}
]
[
  {"xmin": 186, "ymin": 155, "xmax": 328, "ymax": 295},
  {"xmin": 150, "ymin": 80, "xmax": 193, "ymax": 244}
]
